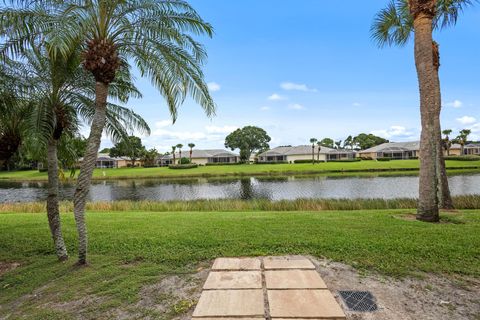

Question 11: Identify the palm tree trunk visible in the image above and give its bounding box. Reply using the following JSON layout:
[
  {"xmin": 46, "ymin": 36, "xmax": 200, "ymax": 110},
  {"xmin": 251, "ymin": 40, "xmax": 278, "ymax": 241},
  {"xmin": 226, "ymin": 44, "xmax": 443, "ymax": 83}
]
[
  {"xmin": 46, "ymin": 138, "xmax": 68, "ymax": 261},
  {"xmin": 73, "ymin": 82, "xmax": 109, "ymax": 265},
  {"xmin": 413, "ymin": 8, "xmax": 439, "ymax": 222}
]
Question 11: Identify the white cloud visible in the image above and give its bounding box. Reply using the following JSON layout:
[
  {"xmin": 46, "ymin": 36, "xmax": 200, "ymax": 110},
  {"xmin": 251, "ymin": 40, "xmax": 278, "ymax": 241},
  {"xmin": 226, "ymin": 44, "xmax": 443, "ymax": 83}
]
[
  {"xmin": 446, "ymin": 100, "xmax": 463, "ymax": 108},
  {"xmin": 280, "ymin": 82, "xmax": 317, "ymax": 92},
  {"xmin": 352, "ymin": 102, "xmax": 362, "ymax": 107},
  {"xmin": 205, "ymin": 125, "xmax": 238, "ymax": 134},
  {"xmin": 155, "ymin": 120, "xmax": 173, "ymax": 128},
  {"xmin": 207, "ymin": 82, "xmax": 221, "ymax": 92},
  {"xmin": 288, "ymin": 103, "xmax": 305, "ymax": 110},
  {"xmin": 268, "ymin": 93, "xmax": 287, "ymax": 101},
  {"xmin": 456, "ymin": 116, "xmax": 477, "ymax": 125},
  {"xmin": 260, "ymin": 106, "xmax": 271, "ymax": 111},
  {"xmin": 371, "ymin": 125, "xmax": 415, "ymax": 139}
]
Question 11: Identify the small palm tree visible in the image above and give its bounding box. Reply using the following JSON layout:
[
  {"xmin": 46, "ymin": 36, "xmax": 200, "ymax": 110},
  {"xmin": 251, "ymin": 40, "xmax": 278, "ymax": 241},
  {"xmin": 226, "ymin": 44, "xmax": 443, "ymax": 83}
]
[
  {"xmin": 455, "ymin": 129, "xmax": 471, "ymax": 155},
  {"xmin": 188, "ymin": 143, "xmax": 195, "ymax": 163},
  {"xmin": 176, "ymin": 143, "xmax": 183, "ymax": 164},
  {"xmin": 316, "ymin": 141, "xmax": 322, "ymax": 162},
  {"xmin": 309, "ymin": 138, "xmax": 317, "ymax": 164},
  {"xmin": 442, "ymin": 129, "xmax": 452, "ymax": 156},
  {"xmin": 171, "ymin": 146, "xmax": 177, "ymax": 165}
]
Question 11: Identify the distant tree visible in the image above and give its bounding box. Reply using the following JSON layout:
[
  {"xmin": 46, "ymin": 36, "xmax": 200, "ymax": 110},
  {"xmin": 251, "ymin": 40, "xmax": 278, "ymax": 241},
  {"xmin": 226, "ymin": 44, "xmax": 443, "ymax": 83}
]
[
  {"xmin": 353, "ymin": 133, "xmax": 389, "ymax": 150},
  {"xmin": 309, "ymin": 138, "xmax": 318, "ymax": 164},
  {"xmin": 99, "ymin": 148, "xmax": 111, "ymax": 154},
  {"xmin": 141, "ymin": 148, "xmax": 159, "ymax": 167},
  {"xmin": 344, "ymin": 135, "xmax": 354, "ymax": 149},
  {"xmin": 455, "ymin": 129, "xmax": 471, "ymax": 155},
  {"xmin": 171, "ymin": 146, "xmax": 177, "ymax": 164},
  {"xmin": 188, "ymin": 143, "xmax": 195, "ymax": 162},
  {"xmin": 225, "ymin": 126, "xmax": 271, "ymax": 162},
  {"xmin": 442, "ymin": 129, "xmax": 452, "ymax": 156},
  {"xmin": 176, "ymin": 144, "xmax": 184, "ymax": 164},
  {"xmin": 110, "ymin": 136, "xmax": 146, "ymax": 166},
  {"xmin": 319, "ymin": 138, "xmax": 334, "ymax": 148},
  {"xmin": 316, "ymin": 141, "xmax": 322, "ymax": 162},
  {"xmin": 335, "ymin": 140, "xmax": 342, "ymax": 149}
]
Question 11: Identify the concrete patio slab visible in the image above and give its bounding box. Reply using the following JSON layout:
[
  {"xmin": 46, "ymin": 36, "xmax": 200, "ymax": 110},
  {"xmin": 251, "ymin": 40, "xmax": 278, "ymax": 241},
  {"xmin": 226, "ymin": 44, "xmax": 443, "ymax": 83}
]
[
  {"xmin": 264, "ymin": 256, "xmax": 316, "ymax": 270},
  {"xmin": 265, "ymin": 269, "xmax": 327, "ymax": 289},
  {"xmin": 212, "ymin": 257, "xmax": 261, "ymax": 270},
  {"xmin": 192, "ymin": 289, "xmax": 264, "ymax": 317},
  {"xmin": 268, "ymin": 289, "xmax": 346, "ymax": 319},
  {"xmin": 203, "ymin": 271, "xmax": 262, "ymax": 289}
]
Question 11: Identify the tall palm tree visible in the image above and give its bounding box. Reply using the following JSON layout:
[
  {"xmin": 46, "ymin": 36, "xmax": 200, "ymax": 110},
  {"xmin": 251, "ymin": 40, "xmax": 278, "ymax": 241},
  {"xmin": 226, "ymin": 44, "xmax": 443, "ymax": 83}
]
[
  {"xmin": 442, "ymin": 129, "xmax": 452, "ymax": 155},
  {"xmin": 309, "ymin": 138, "xmax": 317, "ymax": 164},
  {"xmin": 188, "ymin": 143, "xmax": 195, "ymax": 163},
  {"xmin": 455, "ymin": 129, "xmax": 471, "ymax": 155},
  {"xmin": 171, "ymin": 146, "xmax": 177, "ymax": 165},
  {"xmin": 371, "ymin": 0, "xmax": 474, "ymax": 218},
  {"xmin": 0, "ymin": 0, "xmax": 216, "ymax": 264},
  {"xmin": 8, "ymin": 43, "xmax": 149, "ymax": 261},
  {"xmin": 176, "ymin": 143, "xmax": 184, "ymax": 164},
  {"xmin": 316, "ymin": 141, "xmax": 322, "ymax": 162}
]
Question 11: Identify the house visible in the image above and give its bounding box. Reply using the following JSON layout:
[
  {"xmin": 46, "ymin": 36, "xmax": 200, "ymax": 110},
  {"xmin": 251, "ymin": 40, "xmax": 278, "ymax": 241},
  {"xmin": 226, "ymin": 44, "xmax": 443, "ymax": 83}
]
[
  {"xmin": 257, "ymin": 145, "xmax": 356, "ymax": 163},
  {"xmin": 157, "ymin": 149, "xmax": 239, "ymax": 166},
  {"xmin": 78, "ymin": 153, "xmax": 142, "ymax": 168},
  {"xmin": 464, "ymin": 143, "xmax": 480, "ymax": 156},
  {"xmin": 357, "ymin": 141, "xmax": 463, "ymax": 160}
]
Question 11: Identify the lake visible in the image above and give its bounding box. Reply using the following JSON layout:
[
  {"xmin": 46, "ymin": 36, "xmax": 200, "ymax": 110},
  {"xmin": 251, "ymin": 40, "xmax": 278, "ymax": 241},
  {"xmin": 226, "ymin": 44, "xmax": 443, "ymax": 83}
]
[{"xmin": 1, "ymin": 173, "xmax": 480, "ymax": 203}]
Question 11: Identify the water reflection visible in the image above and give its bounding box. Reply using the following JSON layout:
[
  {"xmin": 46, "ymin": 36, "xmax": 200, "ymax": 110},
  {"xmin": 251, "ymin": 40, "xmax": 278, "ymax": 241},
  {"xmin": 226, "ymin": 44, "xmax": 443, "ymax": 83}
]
[{"xmin": 1, "ymin": 173, "xmax": 479, "ymax": 203}]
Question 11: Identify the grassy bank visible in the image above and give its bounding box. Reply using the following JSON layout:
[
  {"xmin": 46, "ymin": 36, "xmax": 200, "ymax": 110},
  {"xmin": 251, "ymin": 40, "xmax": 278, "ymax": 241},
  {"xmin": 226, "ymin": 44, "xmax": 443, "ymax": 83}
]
[
  {"xmin": 1, "ymin": 159, "xmax": 480, "ymax": 181},
  {"xmin": 2, "ymin": 195, "xmax": 480, "ymax": 213},
  {"xmin": 0, "ymin": 210, "xmax": 479, "ymax": 319}
]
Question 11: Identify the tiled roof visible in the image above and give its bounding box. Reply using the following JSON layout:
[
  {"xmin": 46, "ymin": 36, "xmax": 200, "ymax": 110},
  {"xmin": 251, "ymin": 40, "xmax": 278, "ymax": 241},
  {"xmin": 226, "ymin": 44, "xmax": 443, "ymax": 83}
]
[
  {"xmin": 159, "ymin": 149, "xmax": 238, "ymax": 160},
  {"xmin": 258, "ymin": 145, "xmax": 354, "ymax": 157}
]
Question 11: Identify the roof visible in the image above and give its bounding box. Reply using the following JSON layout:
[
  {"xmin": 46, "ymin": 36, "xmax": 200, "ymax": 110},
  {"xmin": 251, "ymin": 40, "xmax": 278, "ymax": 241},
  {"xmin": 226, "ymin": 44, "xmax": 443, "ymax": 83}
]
[
  {"xmin": 80, "ymin": 153, "xmax": 135, "ymax": 162},
  {"xmin": 465, "ymin": 143, "xmax": 480, "ymax": 148},
  {"xmin": 258, "ymin": 145, "xmax": 355, "ymax": 157},
  {"xmin": 359, "ymin": 141, "xmax": 462, "ymax": 153},
  {"xmin": 159, "ymin": 149, "xmax": 238, "ymax": 160}
]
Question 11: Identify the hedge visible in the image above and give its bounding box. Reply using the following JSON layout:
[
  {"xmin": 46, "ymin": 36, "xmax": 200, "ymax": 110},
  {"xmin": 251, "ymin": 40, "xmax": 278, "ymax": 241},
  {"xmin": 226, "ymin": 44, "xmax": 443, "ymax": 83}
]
[
  {"xmin": 205, "ymin": 162, "xmax": 242, "ymax": 166},
  {"xmin": 256, "ymin": 161, "xmax": 289, "ymax": 164},
  {"xmin": 376, "ymin": 157, "xmax": 391, "ymax": 161},
  {"xmin": 293, "ymin": 159, "xmax": 325, "ymax": 164},
  {"xmin": 327, "ymin": 158, "xmax": 361, "ymax": 162},
  {"xmin": 445, "ymin": 155, "xmax": 480, "ymax": 161},
  {"xmin": 168, "ymin": 164, "xmax": 198, "ymax": 169}
]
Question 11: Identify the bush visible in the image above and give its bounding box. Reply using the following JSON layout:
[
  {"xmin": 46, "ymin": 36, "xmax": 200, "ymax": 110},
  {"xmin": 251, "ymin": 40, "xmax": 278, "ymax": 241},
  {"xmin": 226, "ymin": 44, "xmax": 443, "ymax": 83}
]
[
  {"xmin": 168, "ymin": 164, "xmax": 198, "ymax": 169},
  {"xmin": 205, "ymin": 162, "xmax": 241, "ymax": 166},
  {"xmin": 445, "ymin": 155, "xmax": 480, "ymax": 161},
  {"xmin": 256, "ymin": 161, "xmax": 289, "ymax": 164},
  {"xmin": 376, "ymin": 157, "xmax": 391, "ymax": 161},
  {"xmin": 327, "ymin": 158, "xmax": 361, "ymax": 162},
  {"xmin": 38, "ymin": 168, "xmax": 48, "ymax": 172},
  {"xmin": 293, "ymin": 159, "xmax": 324, "ymax": 164},
  {"xmin": 142, "ymin": 165, "xmax": 158, "ymax": 168}
]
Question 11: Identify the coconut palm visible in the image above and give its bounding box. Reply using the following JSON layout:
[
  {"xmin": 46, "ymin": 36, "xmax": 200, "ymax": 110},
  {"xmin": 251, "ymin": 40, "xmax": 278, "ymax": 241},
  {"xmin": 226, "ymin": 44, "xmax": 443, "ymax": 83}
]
[
  {"xmin": 7, "ymin": 43, "xmax": 149, "ymax": 261},
  {"xmin": 171, "ymin": 146, "xmax": 177, "ymax": 165},
  {"xmin": 176, "ymin": 143, "xmax": 184, "ymax": 164},
  {"xmin": 371, "ymin": 0, "xmax": 474, "ymax": 219},
  {"xmin": 0, "ymin": 0, "xmax": 216, "ymax": 264},
  {"xmin": 455, "ymin": 129, "xmax": 471, "ymax": 155},
  {"xmin": 188, "ymin": 143, "xmax": 195, "ymax": 162},
  {"xmin": 309, "ymin": 138, "xmax": 317, "ymax": 164},
  {"xmin": 442, "ymin": 129, "xmax": 453, "ymax": 155}
]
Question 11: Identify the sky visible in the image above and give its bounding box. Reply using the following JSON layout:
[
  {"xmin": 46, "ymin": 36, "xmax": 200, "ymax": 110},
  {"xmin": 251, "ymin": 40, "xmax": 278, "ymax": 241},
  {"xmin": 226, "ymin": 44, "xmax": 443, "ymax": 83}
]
[{"xmin": 98, "ymin": 0, "xmax": 480, "ymax": 152}]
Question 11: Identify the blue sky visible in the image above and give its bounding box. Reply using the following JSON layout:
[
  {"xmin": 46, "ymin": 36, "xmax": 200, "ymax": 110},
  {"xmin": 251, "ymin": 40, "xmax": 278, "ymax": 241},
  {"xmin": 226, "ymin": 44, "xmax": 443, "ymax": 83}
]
[{"xmin": 100, "ymin": 0, "xmax": 480, "ymax": 151}]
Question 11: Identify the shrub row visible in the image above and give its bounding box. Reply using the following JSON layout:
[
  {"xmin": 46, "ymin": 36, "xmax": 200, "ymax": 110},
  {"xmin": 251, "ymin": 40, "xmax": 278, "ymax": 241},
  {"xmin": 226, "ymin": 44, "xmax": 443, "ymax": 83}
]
[
  {"xmin": 293, "ymin": 159, "xmax": 325, "ymax": 164},
  {"xmin": 376, "ymin": 157, "xmax": 391, "ymax": 161},
  {"xmin": 327, "ymin": 159, "xmax": 361, "ymax": 162},
  {"xmin": 168, "ymin": 164, "xmax": 198, "ymax": 169},
  {"xmin": 256, "ymin": 161, "xmax": 289, "ymax": 164},
  {"xmin": 205, "ymin": 162, "xmax": 242, "ymax": 166},
  {"xmin": 445, "ymin": 155, "xmax": 480, "ymax": 161}
]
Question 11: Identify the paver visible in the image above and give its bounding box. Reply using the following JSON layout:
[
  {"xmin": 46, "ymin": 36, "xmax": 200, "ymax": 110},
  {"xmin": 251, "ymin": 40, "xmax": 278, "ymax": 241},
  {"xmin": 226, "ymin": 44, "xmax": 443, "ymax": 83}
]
[
  {"xmin": 268, "ymin": 289, "xmax": 346, "ymax": 319},
  {"xmin": 264, "ymin": 256, "xmax": 316, "ymax": 270},
  {"xmin": 212, "ymin": 257, "xmax": 261, "ymax": 270},
  {"xmin": 265, "ymin": 269, "xmax": 327, "ymax": 289},
  {"xmin": 203, "ymin": 271, "xmax": 262, "ymax": 289},
  {"xmin": 192, "ymin": 289, "xmax": 264, "ymax": 317}
]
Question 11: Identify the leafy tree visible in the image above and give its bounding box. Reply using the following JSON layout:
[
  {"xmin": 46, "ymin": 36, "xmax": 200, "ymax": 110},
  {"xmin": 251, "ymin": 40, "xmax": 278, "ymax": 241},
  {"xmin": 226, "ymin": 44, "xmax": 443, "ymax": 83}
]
[
  {"xmin": 353, "ymin": 133, "xmax": 389, "ymax": 150},
  {"xmin": 1, "ymin": 0, "xmax": 216, "ymax": 264},
  {"xmin": 176, "ymin": 144, "xmax": 184, "ymax": 164},
  {"xmin": 334, "ymin": 140, "xmax": 342, "ymax": 149},
  {"xmin": 141, "ymin": 148, "xmax": 159, "ymax": 167},
  {"xmin": 110, "ymin": 136, "xmax": 146, "ymax": 166},
  {"xmin": 188, "ymin": 143, "xmax": 195, "ymax": 162},
  {"xmin": 454, "ymin": 129, "xmax": 471, "ymax": 155},
  {"xmin": 344, "ymin": 135, "xmax": 354, "ymax": 149},
  {"xmin": 319, "ymin": 138, "xmax": 334, "ymax": 148},
  {"xmin": 99, "ymin": 147, "xmax": 111, "ymax": 154},
  {"xmin": 225, "ymin": 126, "xmax": 271, "ymax": 162},
  {"xmin": 309, "ymin": 138, "xmax": 317, "ymax": 164},
  {"xmin": 371, "ymin": 0, "xmax": 474, "ymax": 217},
  {"xmin": 442, "ymin": 129, "xmax": 452, "ymax": 156}
]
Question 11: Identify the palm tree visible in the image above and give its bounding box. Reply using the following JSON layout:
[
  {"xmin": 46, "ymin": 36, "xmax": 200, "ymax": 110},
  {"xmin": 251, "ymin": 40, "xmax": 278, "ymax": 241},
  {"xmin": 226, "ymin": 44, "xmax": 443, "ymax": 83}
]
[
  {"xmin": 309, "ymin": 138, "xmax": 317, "ymax": 164},
  {"xmin": 442, "ymin": 129, "xmax": 452, "ymax": 155},
  {"xmin": 455, "ymin": 129, "xmax": 471, "ymax": 155},
  {"xmin": 344, "ymin": 135, "xmax": 354, "ymax": 150},
  {"xmin": 371, "ymin": 0, "xmax": 474, "ymax": 218},
  {"xmin": 171, "ymin": 146, "xmax": 177, "ymax": 165},
  {"xmin": 176, "ymin": 143, "xmax": 184, "ymax": 164},
  {"xmin": 188, "ymin": 143, "xmax": 195, "ymax": 163},
  {"xmin": 0, "ymin": 0, "xmax": 216, "ymax": 264},
  {"xmin": 335, "ymin": 140, "xmax": 342, "ymax": 149},
  {"xmin": 316, "ymin": 141, "xmax": 322, "ymax": 162}
]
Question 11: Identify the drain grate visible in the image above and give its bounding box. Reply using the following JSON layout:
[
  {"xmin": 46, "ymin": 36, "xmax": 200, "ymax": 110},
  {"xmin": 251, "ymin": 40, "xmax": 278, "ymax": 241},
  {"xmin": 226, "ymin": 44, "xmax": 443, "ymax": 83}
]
[{"xmin": 339, "ymin": 290, "xmax": 378, "ymax": 312}]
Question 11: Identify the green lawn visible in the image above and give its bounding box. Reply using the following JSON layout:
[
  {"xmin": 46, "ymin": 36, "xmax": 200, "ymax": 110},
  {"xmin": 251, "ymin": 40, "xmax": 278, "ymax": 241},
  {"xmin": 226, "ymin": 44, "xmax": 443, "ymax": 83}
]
[
  {"xmin": 1, "ymin": 159, "xmax": 480, "ymax": 181},
  {"xmin": 0, "ymin": 210, "xmax": 479, "ymax": 318}
]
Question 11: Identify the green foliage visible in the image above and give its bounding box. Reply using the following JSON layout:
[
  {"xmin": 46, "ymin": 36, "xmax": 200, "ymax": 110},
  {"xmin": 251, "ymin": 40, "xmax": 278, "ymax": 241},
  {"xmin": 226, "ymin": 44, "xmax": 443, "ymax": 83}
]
[
  {"xmin": 110, "ymin": 136, "xmax": 145, "ymax": 165},
  {"xmin": 179, "ymin": 157, "xmax": 191, "ymax": 165},
  {"xmin": 225, "ymin": 126, "xmax": 271, "ymax": 161},
  {"xmin": 205, "ymin": 162, "xmax": 241, "ymax": 166},
  {"xmin": 141, "ymin": 148, "xmax": 159, "ymax": 167},
  {"xmin": 319, "ymin": 138, "xmax": 334, "ymax": 148},
  {"xmin": 294, "ymin": 159, "xmax": 325, "ymax": 164},
  {"xmin": 353, "ymin": 133, "xmax": 389, "ymax": 150},
  {"xmin": 327, "ymin": 159, "xmax": 361, "ymax": 162},
  {"xmin": 168, "ymin": 164, "xmax": 198, "ymax": 169},
  {"xmin": 445, "ymin": 155, "xmax": 480, "ymax": 161},
  {"xmin": 377, "ymin": 157, "xmax": 391, "ymax": 161}
]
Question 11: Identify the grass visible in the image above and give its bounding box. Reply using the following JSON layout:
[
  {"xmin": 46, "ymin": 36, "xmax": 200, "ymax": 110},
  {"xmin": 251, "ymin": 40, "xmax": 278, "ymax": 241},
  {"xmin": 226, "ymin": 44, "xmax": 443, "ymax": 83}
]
[
  {"xmin": 0, "ymin": 209, "xmax": 479, "ymax": 319},
  {"xmin": 2, "ymin": 195, "xmax": 480, "ymax": 213},
  {"xmin": 1, "ymin": 159, "xmax": 480, "ymax": 181}
]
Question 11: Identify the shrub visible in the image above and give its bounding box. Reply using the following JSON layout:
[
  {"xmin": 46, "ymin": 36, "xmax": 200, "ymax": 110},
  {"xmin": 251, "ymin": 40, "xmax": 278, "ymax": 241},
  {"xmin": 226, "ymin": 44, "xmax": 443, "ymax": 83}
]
[
  {"xmin": 168, "ymin": 164, "xmax": 198, "ymax": 169},
  {"xmin": 179, "ymin": 157, "xmax": 191, "ymax": 164},
  {"xmin": 327, "ymin": 159, "xmax": 361, "ymax": 162},
  {"xmin": 293, "ymin": 159, "xmax": 324, "ymax": 164},
  {"xmin": 445, "ymin": 155, "xmax": 480, "ymax": 161},
  {"xmin": 38, "ymin": 168, "xmax": 48, "ymax": 172},
  {"xmin": 142, "ymin": 165, "xmax": 158, "ymax": 168},
  {"xmin": 256, "ymin": 161, "xmax": 289, "ymax": 164},
  {"xmin": 376, "ymin": 157, "xmax": 391, "ymax": 161}
]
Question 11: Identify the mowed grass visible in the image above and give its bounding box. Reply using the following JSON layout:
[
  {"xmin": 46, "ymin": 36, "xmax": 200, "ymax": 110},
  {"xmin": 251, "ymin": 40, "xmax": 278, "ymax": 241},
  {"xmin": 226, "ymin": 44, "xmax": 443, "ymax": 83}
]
[
  {"xmin": 0, "ymin": 210, "xmax": 479, "ymax": 318},
  {"xmin": 1, "ymin": 159, "xmax": 480, "ymax": 181}
]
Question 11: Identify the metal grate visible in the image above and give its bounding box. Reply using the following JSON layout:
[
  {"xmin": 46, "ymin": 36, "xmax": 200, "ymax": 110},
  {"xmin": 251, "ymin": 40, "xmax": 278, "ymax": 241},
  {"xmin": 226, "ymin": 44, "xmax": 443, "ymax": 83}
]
[{"xmin": 339, "ymin": 290, "xmax": 378, "ymax": 312}]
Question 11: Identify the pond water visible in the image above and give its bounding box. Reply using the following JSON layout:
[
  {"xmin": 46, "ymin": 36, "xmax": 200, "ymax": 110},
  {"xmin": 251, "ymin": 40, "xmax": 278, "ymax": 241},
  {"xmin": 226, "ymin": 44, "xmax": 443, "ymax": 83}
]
[{"xmin": 1, "ymin": 173, "xmax": 480, "ymax": 203}]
